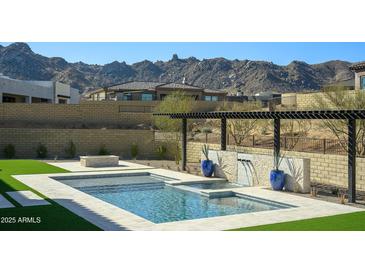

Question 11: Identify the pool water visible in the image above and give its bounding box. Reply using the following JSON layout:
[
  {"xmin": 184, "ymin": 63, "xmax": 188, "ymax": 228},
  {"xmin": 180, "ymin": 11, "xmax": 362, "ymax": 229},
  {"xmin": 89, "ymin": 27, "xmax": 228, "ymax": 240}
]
[{"xmin": 58, "ymin": 174, "xmax": 292, "ymax": 224}]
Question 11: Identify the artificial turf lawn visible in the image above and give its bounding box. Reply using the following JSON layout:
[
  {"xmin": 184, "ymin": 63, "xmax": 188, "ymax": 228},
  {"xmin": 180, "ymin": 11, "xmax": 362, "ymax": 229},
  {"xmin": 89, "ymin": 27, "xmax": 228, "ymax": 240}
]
[
  {"xmin": 230, "ymin": 211, "xmax": 365, "ymax": 231},
  {"xmin": 0, "ymin": 160, "xmax": 100, "ymax": 231}
]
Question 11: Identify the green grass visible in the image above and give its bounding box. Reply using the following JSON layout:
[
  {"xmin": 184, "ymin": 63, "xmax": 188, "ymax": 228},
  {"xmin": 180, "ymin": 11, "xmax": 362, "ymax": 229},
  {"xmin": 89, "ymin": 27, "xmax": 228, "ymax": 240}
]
[
  {"xmin": 0, "ymin": 160, "xmax": 100, "ymax": 231},
  {"xmin": 230, "ymin": 211, "xmax": 365, "ymax": 231}
]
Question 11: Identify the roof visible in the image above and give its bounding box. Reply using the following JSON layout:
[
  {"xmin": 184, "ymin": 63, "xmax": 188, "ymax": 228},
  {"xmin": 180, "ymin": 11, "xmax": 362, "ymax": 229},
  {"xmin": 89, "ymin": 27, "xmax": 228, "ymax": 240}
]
[
  {"xmin": 349, "ymin": 61, "xmax": 365, "ymax": 71},
  {"xmin": 157, "ymin": 82, "xmax": 203, "ymax": 91},
  {"xmin": 203, "ymin": 88, "xmax": 227, "ymax": 94},
  {"xmin": 109, "ymin": 81, "xmax": 165, "ymax": 91},
  {"xmin": 86, "ymin": 81, "xmax": 227, "ymax": 96}
]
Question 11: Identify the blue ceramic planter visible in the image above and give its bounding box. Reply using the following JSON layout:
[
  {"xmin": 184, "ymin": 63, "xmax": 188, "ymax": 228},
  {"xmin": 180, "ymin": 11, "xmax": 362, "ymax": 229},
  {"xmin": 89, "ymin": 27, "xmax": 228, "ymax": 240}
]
[
  {"xmin": 201, "ymin": 160, "xmax": 214, "ymax": 177},
  {"xmin": 270, "ymin": 169, "xmax": 285, "ymax": 191}
]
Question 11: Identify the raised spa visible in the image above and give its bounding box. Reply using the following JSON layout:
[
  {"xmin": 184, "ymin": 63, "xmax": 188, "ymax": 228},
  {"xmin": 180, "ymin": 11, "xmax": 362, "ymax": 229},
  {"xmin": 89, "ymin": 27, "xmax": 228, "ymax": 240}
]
[{"xmin": 56, "ymin": 173, "xmax": 293, "ymax": 223}]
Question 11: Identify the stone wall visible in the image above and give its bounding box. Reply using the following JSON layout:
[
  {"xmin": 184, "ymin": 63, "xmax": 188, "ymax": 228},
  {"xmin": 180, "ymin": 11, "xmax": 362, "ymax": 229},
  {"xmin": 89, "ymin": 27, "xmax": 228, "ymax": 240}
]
[
  {"xmin": 0, "ymin": 128, "xmax": 158, "ymax": 159},
  {"xmin": 282, "ymin": 91, "xmax": 358, "ymax": 110},
  {"xmin": 0, "ymin": 100, "xmax": 229, "ymax": 128},
  {"xmin": 187, "ymin": 142, "xmax": 365, "ymax": 191},
  {"xmin": 207, "ymin": 149, "xmax": 311, "ymax": 193},
  {"xmin": 0, "ymin": 101, "xmax": 154, "ymax": 127}
]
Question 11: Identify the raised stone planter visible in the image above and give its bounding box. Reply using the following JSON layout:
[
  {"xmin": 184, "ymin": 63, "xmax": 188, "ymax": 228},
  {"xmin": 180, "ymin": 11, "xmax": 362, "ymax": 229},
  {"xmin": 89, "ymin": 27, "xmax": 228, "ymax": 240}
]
[{"xmin": 80, "ymin": 155, "xmax": 119, "ymax": 167}]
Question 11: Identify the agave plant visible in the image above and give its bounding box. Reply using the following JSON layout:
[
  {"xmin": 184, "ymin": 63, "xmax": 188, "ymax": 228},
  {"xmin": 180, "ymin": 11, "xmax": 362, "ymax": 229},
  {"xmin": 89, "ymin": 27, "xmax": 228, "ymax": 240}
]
[
  {"xmin": 273, "ymin": 149, "xmax": 284, "ymax": 171},
  {"xmin": 202, "ymin": 144, "xmax": 210, "ymax": 160}
]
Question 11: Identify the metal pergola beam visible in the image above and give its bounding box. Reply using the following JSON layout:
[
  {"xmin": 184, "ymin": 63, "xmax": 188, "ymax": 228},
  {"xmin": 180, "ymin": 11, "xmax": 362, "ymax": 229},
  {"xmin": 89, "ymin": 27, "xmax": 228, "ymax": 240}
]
[
  {"xmin": 154, "ymin": 109, "xmax": 365, "ymax": 203},
  {"xmin": 153, "ymin": 109, "xmax": 365, "ymax": 120},
  {"xmin": 181, "ymin": 118, "xmax": 187, "ymax": 171},
  {"xmin": 274, "ymin": 118, "xmax": 281, "ymax": 162},
  {"xmin": 348, "ymin": 118, "xmax": 356, "ymax": 203},
  {"xmin": 221, "ymin": 118, "xmax": 227, "ymax": 151}
]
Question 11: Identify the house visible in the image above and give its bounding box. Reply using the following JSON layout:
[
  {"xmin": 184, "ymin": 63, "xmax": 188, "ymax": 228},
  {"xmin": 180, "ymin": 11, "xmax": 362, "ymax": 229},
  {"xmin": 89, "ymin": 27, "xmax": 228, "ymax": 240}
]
[
  {"xmin": 349, "ymin": 61, "xmax": 365, "ymax": 90},
  {"xmin": 226, "ymin": 90, "xmax": 281, "ymax": 107},
  {"xmin": 0, "ymin": 74, "xmax": 80, "ymax": 104},
  {"xmin": 86, "ymin": 81, "xmax": 227, "ymax": 101}
]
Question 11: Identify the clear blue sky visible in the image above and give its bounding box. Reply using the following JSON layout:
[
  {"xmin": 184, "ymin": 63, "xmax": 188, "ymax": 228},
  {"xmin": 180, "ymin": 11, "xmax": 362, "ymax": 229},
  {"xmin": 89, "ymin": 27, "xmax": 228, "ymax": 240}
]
[{"xmin": 1, "ymin": 42, "xmax": 365, "ymax": 65}]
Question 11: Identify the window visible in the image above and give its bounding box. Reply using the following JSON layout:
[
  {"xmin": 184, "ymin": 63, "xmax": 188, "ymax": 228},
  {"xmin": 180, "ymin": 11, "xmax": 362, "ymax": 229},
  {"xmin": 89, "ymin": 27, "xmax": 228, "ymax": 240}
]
[
  {"xmin": 122, "ymin": 93, "xmax": 132, "ymax": 101},
  {"xmin": 361, "ymin": 76, "xmax": 365, "ymax": 90},
  {"xmin": 3, "ymin": 95, "xmax": 16, "ymax": 103},
  {"xmin": 141, "ymin": 93, "xmax": 153, "ymax": 101},
  {"xmin": 204, "ymin": 95, "xmax": 218, "ymax": 101},
  {"xmin": 98, "ymin": 92, "xmax": 106, "ymax": 101},
  {"xmin": 58, "ymin": 99, "xmax": 67, "ymax": 104}
]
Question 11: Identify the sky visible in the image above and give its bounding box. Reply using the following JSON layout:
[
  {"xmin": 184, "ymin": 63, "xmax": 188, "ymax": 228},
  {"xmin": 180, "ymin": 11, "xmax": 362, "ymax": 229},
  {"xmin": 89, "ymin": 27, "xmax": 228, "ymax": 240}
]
[{"xmin": 1, "ymin": 42, "xmax": 365, "ymax": 66}]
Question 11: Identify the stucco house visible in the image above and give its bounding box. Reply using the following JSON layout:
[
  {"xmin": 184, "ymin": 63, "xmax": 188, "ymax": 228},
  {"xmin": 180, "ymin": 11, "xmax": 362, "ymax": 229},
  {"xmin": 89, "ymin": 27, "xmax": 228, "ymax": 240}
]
[
  {"xmin": 0, "ymin": 74, "xmax": 80, "ymax": 104},
  {"xmin": 86, "ymin": 81, "xmax": 227, "ymax": 102}
]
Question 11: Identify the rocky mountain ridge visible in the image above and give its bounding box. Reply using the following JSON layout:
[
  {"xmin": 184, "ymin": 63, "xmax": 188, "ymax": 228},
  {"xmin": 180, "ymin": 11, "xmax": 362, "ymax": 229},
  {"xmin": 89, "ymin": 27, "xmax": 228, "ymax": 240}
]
[{"xmin": 0, "ymin": 43, "xmax": 355, "ymax": 94}]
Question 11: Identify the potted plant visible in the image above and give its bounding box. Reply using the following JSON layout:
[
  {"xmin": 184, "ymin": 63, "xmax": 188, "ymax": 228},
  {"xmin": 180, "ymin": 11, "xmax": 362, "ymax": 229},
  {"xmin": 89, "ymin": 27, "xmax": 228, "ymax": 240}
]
[
  {"xmin": 270, "ymin": 150, "xmax": 285, "ymax": 190},
  {"xmin": 201, "ymin": 144, "xmax": 214, "ymax": 177}
]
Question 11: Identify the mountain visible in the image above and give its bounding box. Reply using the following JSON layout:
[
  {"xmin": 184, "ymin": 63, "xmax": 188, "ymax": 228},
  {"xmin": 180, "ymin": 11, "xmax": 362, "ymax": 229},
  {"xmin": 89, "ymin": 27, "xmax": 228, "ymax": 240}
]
[{"xmin": 0, "ymin": 42, "xmax": 355, "ymax": 94}]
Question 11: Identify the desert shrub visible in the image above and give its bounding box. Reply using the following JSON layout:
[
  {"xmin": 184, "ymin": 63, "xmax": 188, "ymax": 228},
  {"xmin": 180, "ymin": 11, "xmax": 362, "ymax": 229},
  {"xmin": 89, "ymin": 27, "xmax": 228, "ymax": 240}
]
[
  {"xmin": 65, "ymin": 140, "xmax": 77, "ymax": 158},
  {"xmin": 315, "ymin": 90, "xmax": 365, "ymax": 155},
  {"xmin": 131, "ymin": 143, "xmax": 138, "ymax": 159},
  {"xmin": 218, "ymin": 101, "xmax": 261, "ymax": 145},
  {"xmin": 98, "ymin": 144, "xmax": 110, "ymax": 155},
  {"xmin": 156, "ymin": 144, "xmax": 167, "ymax": 160},
  {"xmin": 36, "ymin": 143, "xmax": 48, "ymax": 159},
  {"xmin": 173, "ymin": 142, "xmax": 181, "ymax": 165},
  {"xmin": 4, "ymin": 144, "xmax": 15, "ymax": 159}
]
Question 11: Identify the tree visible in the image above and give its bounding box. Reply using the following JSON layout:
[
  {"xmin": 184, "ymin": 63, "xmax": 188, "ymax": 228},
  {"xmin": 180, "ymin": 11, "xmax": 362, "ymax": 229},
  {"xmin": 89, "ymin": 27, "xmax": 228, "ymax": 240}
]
[
  {"xmin": 280, "ymin": 120, "xmax": 312, "ymax": 150},
  {"xmin": 218, "ymin": 101, "xmax": 261, "ymax": 146},
  {"xmin": 315, "ymin": 90, "xmax": 365, "ymax": 155},
  {"xmin": 201, "ymin": 127, "xmax": 213, "ymax": 143},
  {"xmin": 154, "ymin": 92, "xmax": 195, "ymax": 163}
]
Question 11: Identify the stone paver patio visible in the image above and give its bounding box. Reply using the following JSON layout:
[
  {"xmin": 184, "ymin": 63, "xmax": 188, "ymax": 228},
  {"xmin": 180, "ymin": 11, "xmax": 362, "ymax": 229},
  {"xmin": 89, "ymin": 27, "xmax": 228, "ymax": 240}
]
[
  {"xmin": 6, "ymin": 191, "xmax": 51, "ymax": 207},
  {"xmin": 0, "ymin": 194, "xmax": 14, "ymax": 209},
  {"xmin": 13, "ymin": 161, "xmax": 364, "ymax": 231}
]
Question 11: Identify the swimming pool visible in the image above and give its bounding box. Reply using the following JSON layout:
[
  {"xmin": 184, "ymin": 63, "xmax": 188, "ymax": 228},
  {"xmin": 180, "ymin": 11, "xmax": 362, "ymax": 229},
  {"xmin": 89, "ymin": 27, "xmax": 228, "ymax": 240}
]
[{"xmin": 57, "ymin": 173, "xmax": 293, "ymax": 223}]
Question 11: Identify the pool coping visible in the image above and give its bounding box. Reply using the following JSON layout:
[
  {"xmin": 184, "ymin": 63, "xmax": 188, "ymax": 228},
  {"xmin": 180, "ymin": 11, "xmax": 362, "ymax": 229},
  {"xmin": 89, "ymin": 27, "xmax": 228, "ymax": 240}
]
[
  {"xmin": 14, "ymin": 168, "xmax": 364, "ymax": 231},
  {"xmin": 47, "ymin": 160, "xmax": 156, "ymax": 172}
]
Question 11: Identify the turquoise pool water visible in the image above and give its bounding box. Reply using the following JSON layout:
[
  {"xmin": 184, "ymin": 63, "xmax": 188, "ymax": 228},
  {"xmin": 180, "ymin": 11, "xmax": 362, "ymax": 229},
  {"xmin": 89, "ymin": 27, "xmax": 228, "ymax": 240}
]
[{"xmin": 58, "ymin": 174, "xmax": 292, "ymax": 223}]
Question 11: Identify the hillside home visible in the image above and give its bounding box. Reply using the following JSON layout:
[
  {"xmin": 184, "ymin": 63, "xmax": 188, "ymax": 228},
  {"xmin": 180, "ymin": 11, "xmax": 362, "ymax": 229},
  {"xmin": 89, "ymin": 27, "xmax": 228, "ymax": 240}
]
[
  {"xmin": 86, "ymin": 81, "xmax": 227, "ymax": 101},
  {"xmin": 350, "ymin": 62, "xmax": 365, "ymax": 90},
  {"xmin": 0, "ymin": 74, "xmax": 80, "ymax": 104}
]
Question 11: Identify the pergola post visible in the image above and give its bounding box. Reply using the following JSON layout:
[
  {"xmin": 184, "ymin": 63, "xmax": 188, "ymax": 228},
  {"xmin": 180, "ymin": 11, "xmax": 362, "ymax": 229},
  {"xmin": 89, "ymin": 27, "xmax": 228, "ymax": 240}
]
[
  {"xmin": 348, "ymin": 118, "xmax": 356, "ymax": 203},
  {"xmin": 274, "ymin": 118, "xmax": 281, "ymax": 160},
  {"xmin": 221, "ymin": 118, "xmax": 227, "ymax": 151},
  {"xmin": 181, "ymin": 118, "xmax": 187, "ymax": 171}
]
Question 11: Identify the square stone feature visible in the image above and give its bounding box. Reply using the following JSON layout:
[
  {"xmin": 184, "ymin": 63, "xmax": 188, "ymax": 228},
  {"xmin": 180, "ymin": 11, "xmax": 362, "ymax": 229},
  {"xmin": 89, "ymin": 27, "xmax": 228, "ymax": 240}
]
[
  {"xmin": 6, "ymin": 191, "xmax": 50, "ymax": 207},
  {"xmin": 80, "ymin": 155, "xmax": 119, "ymax": 167},
  {"xmin": 0, "ymin": 194, "xmax": 15, "ymax": 208}
]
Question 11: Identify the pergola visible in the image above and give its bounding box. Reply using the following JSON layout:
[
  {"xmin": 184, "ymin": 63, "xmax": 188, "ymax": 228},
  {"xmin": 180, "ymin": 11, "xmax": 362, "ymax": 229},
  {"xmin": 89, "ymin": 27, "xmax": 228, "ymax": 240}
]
[{"xmin": 153, "ymin": 109, "xmax": 365, "ymax": 203}]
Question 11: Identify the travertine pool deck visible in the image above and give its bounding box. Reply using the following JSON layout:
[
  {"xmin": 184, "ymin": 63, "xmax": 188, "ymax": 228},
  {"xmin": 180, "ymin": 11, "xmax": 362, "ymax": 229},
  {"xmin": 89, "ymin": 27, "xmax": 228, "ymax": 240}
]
[
  {"xmin": 0, "ymin": 194, "xmax": 14, "ymax": 209},
  {"xmin": 6, "ymin": 190, "xmax": 50, "ymax": 207},
  {"xmin": 47, "ymin": 160, "xmax": 155, "ymax": 172},
  {"xmin": 14, "ymin": 163, "xmax": 364, "ymax": 231}
]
